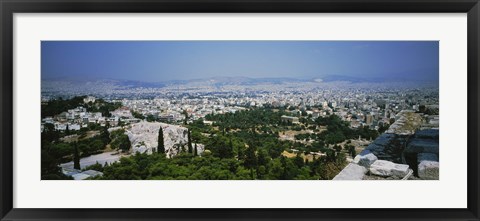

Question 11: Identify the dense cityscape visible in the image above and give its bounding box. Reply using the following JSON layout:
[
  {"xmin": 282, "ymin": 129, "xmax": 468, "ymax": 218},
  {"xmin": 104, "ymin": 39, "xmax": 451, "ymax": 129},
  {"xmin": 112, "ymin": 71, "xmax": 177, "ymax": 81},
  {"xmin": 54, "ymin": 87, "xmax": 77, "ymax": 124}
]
[
  {"xmin": 42, "ymin": 78, "xmax": 439, "ymax": 132},
  {"xmin": 41, "ymin": 78, "xmax": 439, "ymax": 180}
]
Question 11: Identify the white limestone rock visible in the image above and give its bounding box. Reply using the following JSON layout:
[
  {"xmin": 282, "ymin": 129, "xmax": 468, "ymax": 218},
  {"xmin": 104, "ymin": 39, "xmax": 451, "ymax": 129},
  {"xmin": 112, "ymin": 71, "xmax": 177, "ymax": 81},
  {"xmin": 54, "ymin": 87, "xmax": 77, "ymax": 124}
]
[
  {"xmin": 353, "ymin": 150, "xmax": 378, "ymax": 168},
  {"xmin": 70, "ymin": 170, "xmax": 103, "ymax": 180},
  {"xmin": 82, "ymin": 170, "xmax": 104, "ymax": 177},
  {"xmin": 125, "ymin": 121, "xmax": 204, "ymax": 158},
  {"xmin": 369, "ymin": 160, "xmax": 410, "ymax": 178},
  {"xmin": 333, "ymin": 163, "xmax": 368, "ymax": 180},
  {"xmin": 417, "ymin": 153, "xmax": 439, "ymax": 180}
]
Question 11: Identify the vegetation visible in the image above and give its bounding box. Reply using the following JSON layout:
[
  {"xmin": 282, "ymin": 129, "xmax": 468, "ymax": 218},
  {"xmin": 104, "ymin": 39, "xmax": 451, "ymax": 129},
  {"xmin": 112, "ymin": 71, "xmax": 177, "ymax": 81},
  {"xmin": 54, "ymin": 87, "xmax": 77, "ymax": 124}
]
[
  {"xmin": 187, "ymin": 129, "xmax": 193, "ymax": 154},
  {"xmin": 417, "ymin": 105, "xmax": 439, "ymax": 115},
  {"xmin": 205, "ymin": 108, "xmax": 292, "ymax": 132},
  {"xmin": 41, "ymin": 127, "xmax": 127, "ymax": 179},
  {"xmin": 42, "ymin": 99, "xmax": 383, "ymax": 180},
  {"xmin": 131, "ymin": 110, "xmax": 145, "ymax": 120},
  {"xmin": 110, "ymin": 129, "xmax": 131, "ymax": 152},
  {"xmin": 93, "ymin": 151, "xmax": 347, "ymax": 180},
  {"xmin": 95, "ymin": 108, "xmax": 368, "ymax": 180},
  {"xmin": 41, "ymin": 96, "xmax": 122, "ymax": 118},
  {"xmin": 73, "ymin": 142, "xmax": 80, "ymax": 170},
  {"xmin": 158, "ymin": 127, "xmax": 165, "ymax": 154},
  {"xmin": 41, "ymin": 128, "xmax": 112, "ymax": 179}
]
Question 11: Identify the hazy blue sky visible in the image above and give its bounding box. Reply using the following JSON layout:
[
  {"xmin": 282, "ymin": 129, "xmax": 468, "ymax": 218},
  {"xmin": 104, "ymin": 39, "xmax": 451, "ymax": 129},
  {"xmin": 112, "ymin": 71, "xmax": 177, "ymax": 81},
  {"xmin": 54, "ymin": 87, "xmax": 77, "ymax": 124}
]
[{"xmin": 41, "ymin": 41, "xmax": 439, "ymax": 82}]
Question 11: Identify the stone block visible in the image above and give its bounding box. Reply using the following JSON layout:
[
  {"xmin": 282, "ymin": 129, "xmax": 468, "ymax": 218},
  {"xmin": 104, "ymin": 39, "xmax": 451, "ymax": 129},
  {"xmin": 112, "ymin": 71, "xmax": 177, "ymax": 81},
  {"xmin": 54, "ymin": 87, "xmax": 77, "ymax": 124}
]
[
  {"xmin": 417, "ymin": 153, "xmax": 439, "ymax": 180},
  {"xmin": 373, "ymin": 134, "xmax": 396, "ymax": 146},
  {"xmin": 369, "ymin": 160, "xmax": 410, "ymax": 178},
  {"xmin": 333, "ymin": 163, "xmax": 368, "ymax": 180},
  {"xmin": 414, "ymin": 129, "xmax": 439, "ymax": 140},
  {"xmin": 405, "ymin": 139, "xmax": 439, "ymax": 154},
  {"xmin": 353, "ymin": 149, "xmax": 378, "ymax": 168}
]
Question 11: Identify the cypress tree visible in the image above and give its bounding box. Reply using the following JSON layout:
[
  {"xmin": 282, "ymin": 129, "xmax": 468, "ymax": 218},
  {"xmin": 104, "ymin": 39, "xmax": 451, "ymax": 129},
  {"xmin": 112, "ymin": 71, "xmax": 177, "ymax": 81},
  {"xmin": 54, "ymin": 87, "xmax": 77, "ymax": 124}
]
[
  {"xmin": 187, "ymin": 129, "xmax": 192, "ymax": 154},
  {"xmin": 73, "ymin": 142, "xmax": 80, "ymax": 170},
  {"xmin": 237, "ymin": 145, "xmax": 245, "ymax": 161},
  {"xmin": 183, "ymin": 110, "xmax": 189, "ymax": 125},
  {"xmin": 182, "ymin": 145, "xmax": 187, "ymax": 153},
  {"xmin": 194, "ymin": 143, "xmax": 198, "ymax": 156},
  {"xmin": 158, "ymin": 126, "xmax": 165, "ymax": 154},
  {"xmin": 244, "ymin": 143, "xmax": 257, "ymax": 179},
  {"xmin": 294, "ymin": 153, "xmax": 304, "ymax": 168},
  {"xmin": 228, "ymin": 138, "xmax": 234, "ymax": 158}
]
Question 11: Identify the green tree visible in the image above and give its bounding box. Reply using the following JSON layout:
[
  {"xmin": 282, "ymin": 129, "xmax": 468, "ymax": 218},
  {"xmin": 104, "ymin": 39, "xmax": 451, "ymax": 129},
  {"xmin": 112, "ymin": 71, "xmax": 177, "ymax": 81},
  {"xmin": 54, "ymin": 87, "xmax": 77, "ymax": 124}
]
[
  {"xmin": 280, "ymin": 156, "xmax": 299, "ymax": 180},
  {"xmin": 118, "ymin": 118, "xmax": 124, "ymax": 126},
  {"xmin": 257, "ymin": 149, "xmax": 269, "ymax": 168},
  {"xmin": 347, "ymin": 145, "xmax": 356, "ymax": 158},
  {"xmin": 294, "ymin": 153, "xmax": 304, "ymax": 168},
  {"xmin": 65, "ymin": 124, "xmax": 70, "ymax": 135},
  {"xmin": 183, "ymin": 110, "xmax": 189, "ymax": 125},
  {"xmin": 146, "ymin": 115, "xmax": 156, "ymax": 122},
  {"xmin": 131, "ymin": 111, "xmax": 145, "ymax": 120},
  {"xmin": 217, "ymin": 143, "xmax": 233, "ymax": 158},
  {"xmin": 100, "ymin": 127, "xmax": 111, "ymax": 145},
  {"xmin": 42, "ymin": 123, "xmax": 59, "ymax": 143},
  {"xmin": 158, "ymin": 127, "xmax": 165, "ymax": 154},
  {"xmin": 244, "ymin": 144, "xmax": 257, "ymax": 179},
  {"xmin": 114, "ymin": 134, "xmax": 131, "ymax": 152},
  {"xmin": 267, "ymin": 158, "xmax": 284, "ymax": 179},
  {"xmin": 228, "ymin": 138, "xmax": 234, "ymax": 158},
  {"xmin": 73, "ymin": 142, "xmax": 81, "ymax": 170},
  {"xmin": 237, "ymin": 145, "xmax": 245, "ymax": 161},
  {"xmin": 194, "ymin": 143, "xmax": 198, "ymax": 156},
  {"xmin": 187, "ymin": 129, "xmax": 193, "ymax": 154}
]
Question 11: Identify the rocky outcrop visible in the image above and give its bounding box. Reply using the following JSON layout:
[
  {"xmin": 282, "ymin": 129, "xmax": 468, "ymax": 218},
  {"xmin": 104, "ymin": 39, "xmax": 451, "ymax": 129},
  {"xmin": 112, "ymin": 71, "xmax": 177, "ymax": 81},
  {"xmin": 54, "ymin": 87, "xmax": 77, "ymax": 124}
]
[
  {"xmin": 126, "ymin": 121, "xmax": 204, "ymax": 158},
  {"xmin": 387, "ymin": 110, "xmax": 423, "ymax": 135},
  {"xmin": 71, "ymin": 170, "xmax": 103, "ymax": 180}
]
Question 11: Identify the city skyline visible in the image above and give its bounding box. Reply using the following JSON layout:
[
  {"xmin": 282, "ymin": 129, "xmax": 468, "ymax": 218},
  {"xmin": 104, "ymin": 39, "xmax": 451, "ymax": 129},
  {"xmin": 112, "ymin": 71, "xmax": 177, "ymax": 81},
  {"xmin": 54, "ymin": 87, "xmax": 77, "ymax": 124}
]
[{"xmin": 41, "ymin": 41, "xmax": 439, "ymax": 82}]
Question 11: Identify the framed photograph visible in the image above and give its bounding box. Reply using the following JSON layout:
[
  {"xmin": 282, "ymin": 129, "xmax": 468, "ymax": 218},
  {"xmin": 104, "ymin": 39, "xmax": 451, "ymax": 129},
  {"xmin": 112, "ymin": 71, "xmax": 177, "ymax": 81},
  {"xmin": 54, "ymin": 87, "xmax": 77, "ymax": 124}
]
[{"xmin": 1, "ymin": 0, "xmax": 479, "ymax": 220}]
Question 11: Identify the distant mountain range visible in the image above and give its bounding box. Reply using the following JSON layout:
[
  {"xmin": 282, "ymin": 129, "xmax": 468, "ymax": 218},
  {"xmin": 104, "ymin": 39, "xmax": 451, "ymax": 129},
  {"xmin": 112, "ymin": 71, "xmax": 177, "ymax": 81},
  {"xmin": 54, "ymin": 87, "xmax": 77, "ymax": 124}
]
[
  {"xmin": 42, "ymin": 74, "xmax": 438, "ymax": 89},
  {"xmin": 173, "ymin": 76, "xmax": 309, "ymax": 85}
]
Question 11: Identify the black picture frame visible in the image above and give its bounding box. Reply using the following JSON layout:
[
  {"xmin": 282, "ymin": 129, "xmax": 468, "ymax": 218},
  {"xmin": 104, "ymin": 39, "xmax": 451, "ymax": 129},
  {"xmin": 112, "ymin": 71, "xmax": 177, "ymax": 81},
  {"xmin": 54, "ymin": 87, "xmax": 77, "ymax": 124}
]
[{"xmin": 1, "ymin": 0, "xmax": 479, "ymax": 220}]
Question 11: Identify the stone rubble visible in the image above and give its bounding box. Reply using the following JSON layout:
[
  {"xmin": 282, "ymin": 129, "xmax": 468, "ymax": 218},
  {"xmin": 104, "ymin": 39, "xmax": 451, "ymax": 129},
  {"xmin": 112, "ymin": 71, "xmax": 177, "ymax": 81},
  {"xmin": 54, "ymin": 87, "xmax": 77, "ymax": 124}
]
[{"xmin": 333, "ymin": 111, "xmax": 439, "ymax": 180}]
